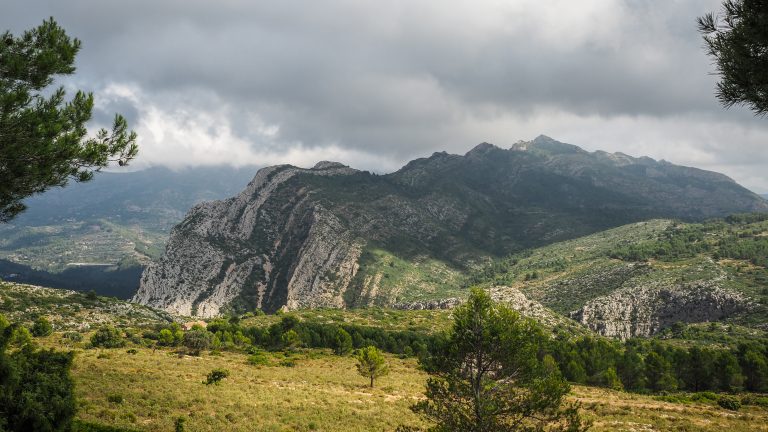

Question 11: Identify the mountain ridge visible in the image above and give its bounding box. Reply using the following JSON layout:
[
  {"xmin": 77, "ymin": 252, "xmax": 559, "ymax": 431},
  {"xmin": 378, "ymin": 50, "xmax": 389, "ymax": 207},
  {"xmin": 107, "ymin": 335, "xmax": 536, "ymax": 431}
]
[{"xmin": 133, "ymin": 137, "xmax": 767, "ymax": 318}]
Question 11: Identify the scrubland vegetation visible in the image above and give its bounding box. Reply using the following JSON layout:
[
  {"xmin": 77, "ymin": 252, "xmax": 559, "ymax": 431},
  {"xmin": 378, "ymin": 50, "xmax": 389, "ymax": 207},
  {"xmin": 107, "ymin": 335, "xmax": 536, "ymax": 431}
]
[{"xmin": 3, "ymin": 281, "xmax": 768, "ymax": 431}]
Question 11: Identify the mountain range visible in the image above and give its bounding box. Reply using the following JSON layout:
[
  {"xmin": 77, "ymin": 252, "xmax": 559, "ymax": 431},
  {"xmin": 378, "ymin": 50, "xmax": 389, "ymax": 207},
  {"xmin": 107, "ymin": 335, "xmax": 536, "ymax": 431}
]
[{"xmin": 132, "ymin": 135, "xmax": 768, "ymax": 318}]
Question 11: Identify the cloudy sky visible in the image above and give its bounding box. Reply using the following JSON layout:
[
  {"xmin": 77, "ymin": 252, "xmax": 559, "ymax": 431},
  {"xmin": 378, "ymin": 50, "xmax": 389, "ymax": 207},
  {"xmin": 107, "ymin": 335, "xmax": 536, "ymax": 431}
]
[{"xmin": 6, "ymin": 0, "xmax": 768, "ymax": 192}]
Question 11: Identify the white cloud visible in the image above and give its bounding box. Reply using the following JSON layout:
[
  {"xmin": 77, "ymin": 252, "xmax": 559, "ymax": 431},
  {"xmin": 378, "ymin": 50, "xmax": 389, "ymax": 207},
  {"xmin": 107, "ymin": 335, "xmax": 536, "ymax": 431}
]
[{"xmin": 14, "ymin": 0, "xmax": 763, "ymax": 192}]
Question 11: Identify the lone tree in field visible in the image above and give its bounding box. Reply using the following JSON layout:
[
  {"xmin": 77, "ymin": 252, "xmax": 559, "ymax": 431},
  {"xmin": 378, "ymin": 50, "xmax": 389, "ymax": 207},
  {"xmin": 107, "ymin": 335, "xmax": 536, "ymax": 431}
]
[
  {"xmin": 410, "ymin": 288, "xmax": 588, "ymax": 432},
  {"xmin": 698, "ymin": 0, "xmax": 768, "ymax": 116},
  {"xmin": 0, "ymin": 18, "xmax": 137, "ymax": 222},
  {"xmin": 355, "ymin": 346, "xmax": 389, "ymax": 388}
]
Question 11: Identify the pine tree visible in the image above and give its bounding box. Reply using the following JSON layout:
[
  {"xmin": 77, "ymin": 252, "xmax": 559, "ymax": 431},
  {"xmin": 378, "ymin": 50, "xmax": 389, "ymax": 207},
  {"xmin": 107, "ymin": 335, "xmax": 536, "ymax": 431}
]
[
  {"xmin": 698, "ymin": 0, "xmax": 768, "ymax": 116},
  {"xmin": 410, "ymin": 288, "xmax": 587, "ymax": 432},
  {"xmin": 333, "ymin": 327, "xmax": 353, "ymax": 355},
  {"xmin": 0, "ymin": 18, "xmax": 137, "ymax": 222},
  {"xmin": 354, "ymin": 346, "xmax": 389, "ymax": 388}
]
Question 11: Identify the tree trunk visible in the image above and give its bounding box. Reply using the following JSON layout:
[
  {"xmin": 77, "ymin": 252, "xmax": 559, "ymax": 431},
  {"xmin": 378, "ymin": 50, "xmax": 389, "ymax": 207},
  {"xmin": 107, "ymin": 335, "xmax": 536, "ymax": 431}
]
[{"xmin": 370, "ymin": 376, "xmax": 374, "ymax": 387}]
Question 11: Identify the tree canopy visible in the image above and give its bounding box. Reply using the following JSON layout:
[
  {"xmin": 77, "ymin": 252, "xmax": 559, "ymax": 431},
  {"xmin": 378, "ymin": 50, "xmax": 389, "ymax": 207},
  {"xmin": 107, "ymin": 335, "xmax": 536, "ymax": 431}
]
[
  {"xmin": 0, "ymin": 314, "xmax": 76, "ymax": 431},
  {"xmin": 410, "ymin": 288, "xmax": 587, "ymax": 432},
  {"xmin": 0, "ymin": 18, "xmax": 137, "ymax": 222},
  {"xmin": 355, "ymin": 346, "xmax": 389, "ymax": 388},
  {"xmin": 698, "ymin": 0, "xmax": 768, "ymax": 116}
]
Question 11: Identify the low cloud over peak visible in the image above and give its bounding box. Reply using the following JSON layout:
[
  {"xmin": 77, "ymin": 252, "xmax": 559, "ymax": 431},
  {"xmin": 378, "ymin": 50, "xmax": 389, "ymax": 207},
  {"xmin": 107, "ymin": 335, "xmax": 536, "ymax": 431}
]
[{"xmin": 6, "ymin": 0, "xmax": 768, "ymax": 192}]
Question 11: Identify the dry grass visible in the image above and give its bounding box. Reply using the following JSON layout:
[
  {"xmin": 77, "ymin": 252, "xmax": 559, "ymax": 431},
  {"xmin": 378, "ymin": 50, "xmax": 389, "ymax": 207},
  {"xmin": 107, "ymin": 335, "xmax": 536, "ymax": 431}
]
[
  {"xmin": 573, "ymin": 386, "xmax": 768, "ymax": 432},
  {"xmin": 69, "ymin": 347, "xmax": 429, "ymax": 431},
  {"xmin": 56, "ymin": 341, "xmax": 768, "ymax": 432}
]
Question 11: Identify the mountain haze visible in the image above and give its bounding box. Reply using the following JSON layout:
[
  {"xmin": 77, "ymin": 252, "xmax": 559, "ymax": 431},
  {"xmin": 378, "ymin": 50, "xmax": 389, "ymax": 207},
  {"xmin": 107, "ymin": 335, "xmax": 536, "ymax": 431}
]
[{"xmin": 134, "ymin": 136, "xmax": 768, "ymax": 317}]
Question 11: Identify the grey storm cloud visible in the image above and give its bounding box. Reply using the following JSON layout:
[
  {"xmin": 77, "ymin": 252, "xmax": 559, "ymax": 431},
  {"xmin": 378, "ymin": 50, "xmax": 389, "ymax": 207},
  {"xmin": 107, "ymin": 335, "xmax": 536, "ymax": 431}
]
[{"xmin": 4, "ymin": 0, "xmax": 768, "ymax": 191}]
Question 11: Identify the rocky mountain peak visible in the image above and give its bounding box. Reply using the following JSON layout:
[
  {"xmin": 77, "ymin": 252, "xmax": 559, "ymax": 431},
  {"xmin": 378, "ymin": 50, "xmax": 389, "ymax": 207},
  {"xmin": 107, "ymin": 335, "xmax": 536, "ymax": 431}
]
[
  {"xmin": 465, "ymin": 142, "xmax": 501, "ymax": 157},
  {"xmin": 312, "ymin": 161, "xmax": 348, "ymax": 170},
  {"xmin": 133, "ymin": 139, "xmax": 768, "ymax": 318}
]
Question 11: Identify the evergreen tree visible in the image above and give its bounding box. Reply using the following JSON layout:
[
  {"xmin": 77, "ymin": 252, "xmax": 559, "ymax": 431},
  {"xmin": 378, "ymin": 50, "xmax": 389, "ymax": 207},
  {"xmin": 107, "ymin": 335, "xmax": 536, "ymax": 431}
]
[
  {"xmin": 332, "ymin": 327, "xmax": 353, "ymax": 355},
  {"xmin": 355, "ymin": 346, "xmax": 389, "ymax": 388},
  {"xmin": 715, "ymin": 351, "xmax": 744, "ymax": 392},
  {"xmin": 183, "ymin": 329, "xmax": 212, "ymax": 356},
  {"xmin": 698, "ymin": 0, "xmax": 768, "ymax": 116},
  {"xmin": 645, "ymin": 351, "xmax": 678, "ymax": 392},
  {"xmin": 410, "ymin": 288, "xmax": 587, "ymax": 432},
  {"xmin": 617, "ymin": 347, "xmax": 646, "ymax": 391},
  {"xmin": 0, "ymin": 18, "xmax": 137, "ymax": 222},
  {"xmin": 89, "ymin": 325, "xmax": 125, "ymax": 348},
  {"xmin": 683, "ymin": 347, "xmax": 715, "ymax": 392},
  {"xmin": 739, "ymin": 347, "xmax": 768, "ymax": 392},
  {"xmin": 31, "ymin": 317, "xmax": 53, "ymax": 337},
  {"xmin": 0, "ymin": 319, "xmax": 76, "ymax": 431}
]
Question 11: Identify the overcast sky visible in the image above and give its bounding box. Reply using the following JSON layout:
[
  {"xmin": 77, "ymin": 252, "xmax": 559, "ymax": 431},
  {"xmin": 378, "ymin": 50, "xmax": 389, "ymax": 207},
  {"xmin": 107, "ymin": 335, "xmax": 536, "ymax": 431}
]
[{"xmin": 6, "ymin": 0, "xmax": 768, "ymax": 192}]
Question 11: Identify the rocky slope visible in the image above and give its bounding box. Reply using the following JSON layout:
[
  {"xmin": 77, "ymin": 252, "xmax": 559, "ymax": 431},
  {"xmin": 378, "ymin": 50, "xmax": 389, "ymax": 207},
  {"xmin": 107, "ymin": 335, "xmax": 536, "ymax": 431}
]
[
  {"xmin": 134, "ymin": 136, "xmax": 768, "ymax": 318},
  {"xmin": 570, "ymin": 280, "xmax": 751, "ymax": 339}
]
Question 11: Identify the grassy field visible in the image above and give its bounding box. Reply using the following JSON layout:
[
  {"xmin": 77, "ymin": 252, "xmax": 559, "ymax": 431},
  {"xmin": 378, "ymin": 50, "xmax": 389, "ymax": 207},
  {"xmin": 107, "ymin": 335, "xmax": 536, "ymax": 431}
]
[
  {"xmin": 241, "ymin": 307, "xmax": 454, "ymax": 335},
  {"xmin": 42, "ymin": 338, "xmax": 768, "ymax": 432},
  {"xmin": 67, "ymin": 346, "xmax": 428, "ymax": 431}
]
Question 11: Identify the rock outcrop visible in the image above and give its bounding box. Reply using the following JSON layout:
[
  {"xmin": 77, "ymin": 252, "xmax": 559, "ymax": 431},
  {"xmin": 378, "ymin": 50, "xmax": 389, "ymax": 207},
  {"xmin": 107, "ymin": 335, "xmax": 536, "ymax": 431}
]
[{"xmin": 571, "ymin": 281, "xmax": 751, "ymax": 339}]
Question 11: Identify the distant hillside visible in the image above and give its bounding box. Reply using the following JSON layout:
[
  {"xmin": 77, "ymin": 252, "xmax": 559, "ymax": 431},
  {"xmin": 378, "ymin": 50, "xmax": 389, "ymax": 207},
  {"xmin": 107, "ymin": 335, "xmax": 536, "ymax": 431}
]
[
  {"xmin": 0, "ymin": 165, "xmax": 258, "ymax": 297},
  {"xmin": 134, "ymin": 136, "xmax": 768, "ymax": 317},
  {"xmin": 0, "ymin": 281, "xmax": 172, "ymax": 329},
  {"xmin": 472, "ymin": 214, "xmax": 768, "ymax": 338}
]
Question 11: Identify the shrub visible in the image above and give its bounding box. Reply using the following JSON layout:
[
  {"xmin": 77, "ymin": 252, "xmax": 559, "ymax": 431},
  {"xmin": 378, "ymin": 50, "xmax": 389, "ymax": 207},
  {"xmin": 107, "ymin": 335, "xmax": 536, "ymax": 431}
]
[
  {"xmin": 183, "ymin": 329, "xmax": 212, "ymax": 355},
  {"xmin": 63, "ymin": 331, "xmax": 84, "ymax": 343},
  {"xmin": 204, "ymin": 368, "xmax": 229, "ymax": 385},
  {"xmin": 718, "ymin": 395, "xmax": 742, "ymax": 411},
  {"xmin": 90, "ymin": 326, "xmax": 125, "ymax": 348},
  {"xmin": 281, "ymin": 329, "xmax": 302, "ymax": 350},
  {"xmin": 107, "ymin": 394, "xmax": 124, "ymax": 404},
  {"xmin": 0, "ymin": 344, "xmax": 76, "ymax": 430},
  {"xmin": 247, "ymin": 351, "xmax": 270, "ymax": 366},
  {"xmin": 31, "ymin": 316, "xmax": 53, "ymax": 337},
  {"xmin": 158, "ymin": 329, "xmax": 175, "ymax": 346},
  {"xmin": 126, "ymin": 348, "xmax": 138, "ymax": 355},
  {"xmin": 741, "ymin": 395, "xmax": 768, "ymax": 407}
]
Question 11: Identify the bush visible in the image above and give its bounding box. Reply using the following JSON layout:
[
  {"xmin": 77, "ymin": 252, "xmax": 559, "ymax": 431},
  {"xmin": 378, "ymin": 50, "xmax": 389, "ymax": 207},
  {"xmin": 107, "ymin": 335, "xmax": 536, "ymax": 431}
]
[
  {"xmin": 741, "ymin": 394, "xmax": 768, "ymax": 407},
  {"xmin": 90, "ymin": 326, "xmax": 125, "ymax": 348},
  {"xmin": 174, "ymin": 417, "xmax": 186, "ymax": 432},
  {"xmin": 247, "ymin": 351, "xmax": 270, "ymax": 366},
  {"xmin": 718, "ymin": 395, "xmax": 742, "ymax": 411},
  {"xmin": 158, "ymin": 329, "xmax": 175, "ymax": 346},
  {"xmin": 31, "ymin": 316, "xmax": 53, "ymax": 337},
  {"xmin": 126, "ymin": 348, "xmax": 138, "ymax": 355},
  {"xmin": 204, "ymin": 368, "xmax": 229, "ymax": 385},
  {"xmin": 107, "ymin": 394, "xmax": 124, "ymax": 404},
  {"xmin": 63, "ymin": 331, "xmax": 84, "ymax": 343},
  {"xmin": 183, "ymin": 329, "xmax": 212, "ymax": 355},
  {"xmin": 0, "ymin": 345, "xmax": 76, "ymax": 430}
]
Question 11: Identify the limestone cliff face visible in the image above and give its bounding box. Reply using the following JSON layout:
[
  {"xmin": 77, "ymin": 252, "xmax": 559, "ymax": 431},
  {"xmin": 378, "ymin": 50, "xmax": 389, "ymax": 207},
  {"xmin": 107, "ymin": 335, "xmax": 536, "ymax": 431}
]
[
  {"xmin": 571, "ymin": 280, "xmax": 750, "ymax": 339},
  {"xmin": 133, "ymin": 163, "xmax": 364, "ymax": 317},
  {"xmin": 133, "ymin": 137, "xmax": 768, "ymax": 318}
]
